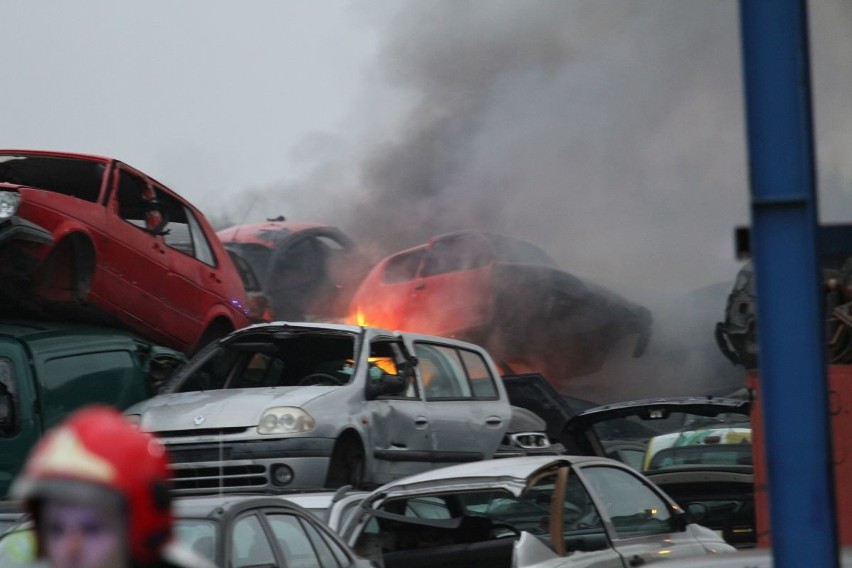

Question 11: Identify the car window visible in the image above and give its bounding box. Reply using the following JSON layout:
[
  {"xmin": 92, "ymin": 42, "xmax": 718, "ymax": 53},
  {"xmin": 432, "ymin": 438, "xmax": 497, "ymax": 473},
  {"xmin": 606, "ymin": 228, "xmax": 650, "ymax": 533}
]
[
  {"xmin": 173, "ymin": 332, "xmax": 357, "ymax": 393},
  {"xmin": 302, "ymin": 517, "xmax": 351, "ymax": 567},
  {"xmin": 116, "ymin": 169, "xmax": 157, "ymax": 230},
  {"xmin": 486, "ymin": 233, "xmax": 558, "ymax": 266},
  {"xmin": 420, "ymin": 233, "xmax": 492, "ymax": 277},
  {"xmin": 0, "ymin": 358, "xmax": 18, "ymax": 436},
  {"xmin": 267, "ymin": 513, "xmax": 341, "ymax": 568},
  {"xmin": 173, "ymin": 518, "xmax": 217, "ymax": 562},
  {"xmin": 0, "ymin": 154, "xmax": 104, "ymax": 202},
  {"xmin": 228, "ymin": 243, "xmax": 273, "ymax": 282},
  {"xmin": 579, "ymin": 465, "xmax": 674, "ymax": 539},
  {"xmin": 231, "ymin": 514, "xmax": 275, "ymax": 568},
  {"xmin": 415, "ymin": 343, "xmax": 472, "ymax": 400},
  {"xmin": 414, "ymin": 343, "xmax": 499, "ymax": 400},
  {"xmin": 459, "ymin": 349, "xmax": 498, "ymax": 398},
  {"xmin": 382, "ymin": 249, "xmax": 424, "ymax": 284},
  {"xmin": 368, "ymin": 339, "xmax": 419, "ymax": 398},
  {"xmin": 154, "ymin": 189, "xmax": 216, "ymax": 267}
]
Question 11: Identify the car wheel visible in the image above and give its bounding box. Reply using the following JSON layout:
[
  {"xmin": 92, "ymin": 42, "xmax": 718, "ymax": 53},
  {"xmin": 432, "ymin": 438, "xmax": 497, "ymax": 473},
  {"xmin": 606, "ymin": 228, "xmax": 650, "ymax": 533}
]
[
  {"xmin": 37, "ymin": 235, "xmax": 94, "ymax": 302},
  {"xmin": 191, "ymin": 320, "xmax": 233, "ymax": 356},
  {"xmin": 326, "ymin": 438, "xmax": 364, "ymax": 489}
]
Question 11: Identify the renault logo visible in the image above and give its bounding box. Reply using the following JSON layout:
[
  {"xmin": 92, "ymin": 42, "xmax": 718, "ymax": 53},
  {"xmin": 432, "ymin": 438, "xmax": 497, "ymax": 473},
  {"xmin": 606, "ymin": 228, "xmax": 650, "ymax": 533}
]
[{"xmin": 193, "ymin": 415, "xmax": 205, "ymax": 426}]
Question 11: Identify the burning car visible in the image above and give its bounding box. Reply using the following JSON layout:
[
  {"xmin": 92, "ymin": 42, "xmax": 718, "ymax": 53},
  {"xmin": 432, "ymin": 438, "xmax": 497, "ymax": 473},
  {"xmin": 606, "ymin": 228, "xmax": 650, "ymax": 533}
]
[
  {"xmin": 349, "ymin": 230, "xmax": 653, "ymax": 383},
  {"xmin": 217, "ymin": 218, "xmax": 369, "ymax": 322},
  {"xmin": 0, "ymin": 150, "xmax": 251, "ymax": 354}
]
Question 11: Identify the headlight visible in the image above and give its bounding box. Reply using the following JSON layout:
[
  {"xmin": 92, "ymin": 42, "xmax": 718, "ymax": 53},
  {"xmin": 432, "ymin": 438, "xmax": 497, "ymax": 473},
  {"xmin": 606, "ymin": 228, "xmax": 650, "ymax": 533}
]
[
  {"xmin": 257, "ymin": 407, "xmax": 315, "ymax": 434},
  {"xmin": 124, "ymin": 414, "xmax": 142, "ymax": 427},
  {"xmin": 0, "ymin": 191, "xmax": 20, "ymax": 219}
]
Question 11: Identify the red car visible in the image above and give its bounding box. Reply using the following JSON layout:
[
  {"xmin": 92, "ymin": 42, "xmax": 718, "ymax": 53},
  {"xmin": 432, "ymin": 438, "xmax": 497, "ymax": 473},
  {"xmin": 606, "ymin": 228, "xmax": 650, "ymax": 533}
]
[
  {"xmin": 0, "ymin": 149, "xmax": 251, "ymax": 354},
  {"xmin": 349, "ymin": 230, "xmax": 653, "ymax": 383},
  {"xmin": 217, "ymin": 218, "xmax": 369, "ymax": 322}
]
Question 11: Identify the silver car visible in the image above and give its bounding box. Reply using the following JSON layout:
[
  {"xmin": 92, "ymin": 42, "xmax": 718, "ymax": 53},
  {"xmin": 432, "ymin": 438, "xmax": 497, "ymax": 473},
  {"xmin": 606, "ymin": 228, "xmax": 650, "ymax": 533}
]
[
  {"xmin": 125, "ymin": 322, "xmax": 513, "ymax": 494},
  {"xmin": 339, "ymin": 455, "xmax": 736, "ymax": 568}
]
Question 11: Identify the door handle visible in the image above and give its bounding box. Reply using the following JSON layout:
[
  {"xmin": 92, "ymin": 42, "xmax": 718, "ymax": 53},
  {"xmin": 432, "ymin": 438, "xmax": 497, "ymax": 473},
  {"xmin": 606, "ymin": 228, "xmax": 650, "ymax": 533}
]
[
  {"xmin": 485, "ymin": 417, "xmax": 503, "ymax": 427},
  {"xmin": 415, "ymin": 417, "xmax": 429, "ymax": 428},
  {"xmin": 413, "ymin": 283, "xmax": 425, "ymax": 290},
  {"xmin": 208, "ymin": 272, "xmax": 222, "ymax": 284}
]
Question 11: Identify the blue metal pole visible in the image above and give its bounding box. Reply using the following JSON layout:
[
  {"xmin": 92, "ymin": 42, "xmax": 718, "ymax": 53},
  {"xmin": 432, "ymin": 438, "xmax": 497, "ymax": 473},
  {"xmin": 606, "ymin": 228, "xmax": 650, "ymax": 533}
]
[{"xmin": 739, "ymin": 1, "xmax": 837, "ymax": 566}]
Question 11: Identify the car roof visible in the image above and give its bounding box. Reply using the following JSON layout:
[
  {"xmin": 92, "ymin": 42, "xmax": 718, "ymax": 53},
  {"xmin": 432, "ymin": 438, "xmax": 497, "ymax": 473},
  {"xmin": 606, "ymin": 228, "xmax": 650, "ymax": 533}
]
[
  {"xmin": 0, "ymin": 149, "xmax": 111, "ymax": 163},
  {"xmin": 0, "ymin": 320, "xmax": 147, "ymax": 344},
  {"xmin": 173, "ymin": 493, "xmax": 310, "ymax": 518},
  {"xmin": 217, "ymin": 220, "xmax": 344, "ymax": 245},
  {"xmin": 364, "ymin": 455, "xmax": 612, "ymax": 499}
]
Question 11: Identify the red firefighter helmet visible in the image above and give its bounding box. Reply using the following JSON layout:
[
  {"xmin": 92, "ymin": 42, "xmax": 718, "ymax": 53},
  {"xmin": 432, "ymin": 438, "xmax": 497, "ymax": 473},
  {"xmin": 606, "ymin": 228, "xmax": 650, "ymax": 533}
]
[{"xmin": 11, "ymin": 405, "xmax": 173, "ymax": 565}]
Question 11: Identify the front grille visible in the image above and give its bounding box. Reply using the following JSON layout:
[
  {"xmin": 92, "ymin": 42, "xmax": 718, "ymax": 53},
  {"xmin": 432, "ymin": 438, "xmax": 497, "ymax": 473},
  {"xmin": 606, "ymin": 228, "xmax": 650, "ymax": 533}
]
[
  {"xmin": 172, "ymin": 464, "xmax": 268, "ymax": 492},
  {"xmin": 154, "ymin": 427, "xmax": 249, "ymax": 438},
  {"xmin": 165, "ymin": 438, "xmax": 333, "ymax": 465}
]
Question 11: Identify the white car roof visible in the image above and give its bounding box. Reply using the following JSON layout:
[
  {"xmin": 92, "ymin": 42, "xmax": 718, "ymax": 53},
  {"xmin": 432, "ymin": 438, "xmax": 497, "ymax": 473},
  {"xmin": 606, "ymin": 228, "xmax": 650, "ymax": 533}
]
[{"xmin": 366, "ymin": 455, "xmax": 608, "ymax": 499}]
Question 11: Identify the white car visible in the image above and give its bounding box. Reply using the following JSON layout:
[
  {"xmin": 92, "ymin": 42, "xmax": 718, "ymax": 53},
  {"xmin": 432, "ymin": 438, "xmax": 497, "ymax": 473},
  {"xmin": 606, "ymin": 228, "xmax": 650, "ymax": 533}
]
[
  {"xmin": 339, "ymin": 455, "xmax": 735, "ymax": 568},
  {"xmin": 125, "ymin": 322, "xmax": 514, "ymax": 494}
]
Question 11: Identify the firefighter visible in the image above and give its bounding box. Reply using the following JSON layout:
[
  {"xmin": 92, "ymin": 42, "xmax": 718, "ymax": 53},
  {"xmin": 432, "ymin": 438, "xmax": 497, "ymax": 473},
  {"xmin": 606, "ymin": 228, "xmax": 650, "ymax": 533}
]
[{"xmin": 10, "ymin": 405, "xmax": 217, "ymax": 568}]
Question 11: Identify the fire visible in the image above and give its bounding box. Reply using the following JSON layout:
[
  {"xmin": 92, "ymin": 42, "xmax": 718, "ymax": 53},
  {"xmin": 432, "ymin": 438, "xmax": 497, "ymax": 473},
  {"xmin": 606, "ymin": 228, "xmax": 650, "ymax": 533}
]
[{"xmin": 354, "ymin": 307, "xmax": 369, "ymax": 327}]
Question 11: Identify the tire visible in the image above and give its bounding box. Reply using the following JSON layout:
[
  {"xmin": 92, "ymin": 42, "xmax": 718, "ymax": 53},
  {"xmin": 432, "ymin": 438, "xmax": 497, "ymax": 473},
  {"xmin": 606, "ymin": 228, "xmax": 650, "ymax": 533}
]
[
  {"xmin": 325, "ymin": 439, "xmax": 365, "ymax": 489},
  {"xmin": 191, "ymin": 320, "xmax": 233, "ymax": 356},
  {"xmin": 38, "ymin": 236, "xmax": 94, "ymax": 302}
]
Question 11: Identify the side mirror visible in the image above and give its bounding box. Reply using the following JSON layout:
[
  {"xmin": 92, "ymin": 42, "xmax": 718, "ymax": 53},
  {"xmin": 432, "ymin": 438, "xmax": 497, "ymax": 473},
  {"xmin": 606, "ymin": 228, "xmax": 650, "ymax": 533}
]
[{"xmin": 366, "ymin": 374, "xmax": 408, "ymax": 400}]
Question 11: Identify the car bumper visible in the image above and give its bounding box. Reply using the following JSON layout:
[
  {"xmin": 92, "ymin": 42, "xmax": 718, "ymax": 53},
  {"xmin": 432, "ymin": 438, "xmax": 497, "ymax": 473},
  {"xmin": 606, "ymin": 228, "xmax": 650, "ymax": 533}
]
[
  {"xmin": 164, "ymin": 437, "xmax": 336, "ymax": 495},
  {"xmin": 0, "ymin": 216, "xmax": 54, "ymax": 246}
]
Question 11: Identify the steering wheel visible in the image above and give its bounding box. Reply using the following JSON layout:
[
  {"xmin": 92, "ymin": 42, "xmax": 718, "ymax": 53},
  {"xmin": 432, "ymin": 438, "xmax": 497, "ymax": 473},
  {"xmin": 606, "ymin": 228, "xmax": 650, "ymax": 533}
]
[
  {"xmin": 297, "ymin": 373, "xmax": 344, "ymax": 386},
  {"xmin": 490, "ymin": 523, "xmax": 522, "ymax": 539}
]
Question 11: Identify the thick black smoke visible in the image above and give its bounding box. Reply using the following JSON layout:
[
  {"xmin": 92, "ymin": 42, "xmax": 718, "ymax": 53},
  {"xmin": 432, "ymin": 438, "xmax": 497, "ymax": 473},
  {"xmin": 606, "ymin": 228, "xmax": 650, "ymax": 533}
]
[{"xmin": 227, "ymin": 1, "xmax": 852, "ymax": 401}]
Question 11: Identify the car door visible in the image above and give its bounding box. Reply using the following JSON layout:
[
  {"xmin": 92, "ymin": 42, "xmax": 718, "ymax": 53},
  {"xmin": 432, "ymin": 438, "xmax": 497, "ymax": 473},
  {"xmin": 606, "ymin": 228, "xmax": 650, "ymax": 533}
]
[
  {"xmin": 102, "ymin": 165, "xmax": 167, "ymax": 334},
  {"xmin": 154, "ymin": 186, "xmax": 242, "ymax": 348},
  {"xmin": 576, "ymin": 464, "xmax": 712, "ymax": 564},
  {"xmin": 411, "ymin": 341, "xmax": 508, "ymax": 463},
  {"xmin": 409, "ymin": 232, "xmax": 496, "ymax": 336},
  {"xmin": 365, "ymin": 337, "xmax": 437, "ymax": 482}
]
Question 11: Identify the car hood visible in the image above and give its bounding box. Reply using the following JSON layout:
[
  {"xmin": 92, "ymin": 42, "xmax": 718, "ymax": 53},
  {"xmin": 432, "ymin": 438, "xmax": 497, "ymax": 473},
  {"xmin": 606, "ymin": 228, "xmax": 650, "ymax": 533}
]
[{"xmin": 126, "ymin": 387, "xmax": 336, "ymax": 431}]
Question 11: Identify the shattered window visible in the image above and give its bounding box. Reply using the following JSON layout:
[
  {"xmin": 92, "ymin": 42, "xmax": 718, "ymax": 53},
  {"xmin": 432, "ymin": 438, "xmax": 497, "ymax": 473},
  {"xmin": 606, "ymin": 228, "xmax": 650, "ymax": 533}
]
[{"xmin": 0, "ymin": 154, "xmax": 104, "ymax": 203}]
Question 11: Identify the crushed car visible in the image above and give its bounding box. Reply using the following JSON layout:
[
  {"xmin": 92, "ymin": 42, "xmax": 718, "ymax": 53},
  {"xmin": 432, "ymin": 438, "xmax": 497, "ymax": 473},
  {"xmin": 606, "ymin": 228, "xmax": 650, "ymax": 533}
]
[
  {"xmin": 338, "ymin": 455, "xmax": 735, "ymax": 568},
  {"xmin": 715, "ymin": 258, "xmax": 852, "ymax": 369},
  {"xmin": 217, "ymin": 218, "xmax": 370, "ymax": 322},
  {"xmin": 562, "ymin": 396, "xmax": 755, "ymax": 548},
  {"xmin": 125, "ymin": 321, "xmax": 515, "ymax": 494},
  {"xmin": 0, "ymin": 149, "xmax": 252, "ymax": 355},
  {"xmin": 349, "ymin": 230, "xmax": 653, "ymax": 384}
]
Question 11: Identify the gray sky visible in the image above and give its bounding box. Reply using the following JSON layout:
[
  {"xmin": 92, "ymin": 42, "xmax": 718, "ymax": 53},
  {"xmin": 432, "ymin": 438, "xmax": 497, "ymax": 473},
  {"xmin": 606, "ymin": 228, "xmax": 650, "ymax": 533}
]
[{"xmin": 4, "ymin": 1, "xmax": 851, "ymax": 400}]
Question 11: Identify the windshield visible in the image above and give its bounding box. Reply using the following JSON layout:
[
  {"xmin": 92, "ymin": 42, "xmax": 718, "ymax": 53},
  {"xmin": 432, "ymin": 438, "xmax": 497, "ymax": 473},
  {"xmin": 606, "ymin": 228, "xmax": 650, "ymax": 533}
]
[
  {"xmin": 172, "ymin": 331, "xmax": 358, "ymax": 392},
  {"xmin": 0, "ymin": 154, "xmax": 105, "ymax": 203}
]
